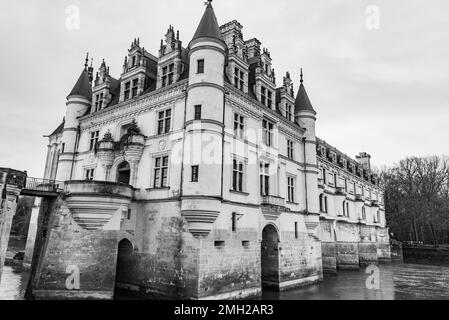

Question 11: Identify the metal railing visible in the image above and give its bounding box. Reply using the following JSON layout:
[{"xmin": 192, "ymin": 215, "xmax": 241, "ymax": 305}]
[{"xmin": 24, "ymin": 177, "xmax": 65, "ymax": 193}]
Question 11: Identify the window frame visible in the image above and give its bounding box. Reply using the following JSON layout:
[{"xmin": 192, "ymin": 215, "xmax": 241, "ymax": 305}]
[
  {"xmin": 232, "ymin": 158, "xmax": 246, "ymax": 193},
  {"xmin": 157, "ymin": 108, "xmax": 172, "ymax": 135},
  {"xmin": 287, "ymin": 175, "xmax": 295, "ymax": 203},
  {"xmin": 191, "ymin": 165, "xmax": 199, "ymax": 182},
  {"xmin": 153, "ymin": 155, "xmax": 169, "ymax": 188},
  {"xmin": 197, "ymin": 59, "xmax": 205, "ymax": 74},
  {"xmin": 89, "ymin": 130, "xmax": 100, "ymax": 151}
]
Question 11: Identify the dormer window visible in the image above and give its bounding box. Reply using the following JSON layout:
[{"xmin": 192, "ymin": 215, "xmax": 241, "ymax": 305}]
[
  {"xmin": 267, "ymin": 91, "xmax": 273, "ymax": 108},
  {"xmin": 285, "ymin": 103, "xmax": 293, "ymax": 121},
  {"xmin": 132, "ymin": 79, "xmax": 139, "ymax": 98},
  {"xmin": 124, "ymin": 82, "xmax": 131, "ymax": 101},
  {"xmin": 261, "ymin": 87, "xmax": 266, "ymax": 105},
  {"xmin": 162, "ymin": 63, "xmax": 175, "ymax": 88},
  {"xmin": 94, "ymin": 93, "xmax": 104, "ymax": 112},
  {"xmin": 234, "ymin": 67, "xmax": 244, "ymax": 91},
  {"xmin": 132, "ymin": 56, "xmax": 136, "ymax": 68},
  {"xmin": 260, "ymin": 86, "xmax": 273, "ymax": 108}
]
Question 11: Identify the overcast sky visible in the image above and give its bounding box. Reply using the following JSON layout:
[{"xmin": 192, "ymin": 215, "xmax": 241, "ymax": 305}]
[{"xmin": 0, "ymin": 0, "xmax": 448, "ymax": 177}]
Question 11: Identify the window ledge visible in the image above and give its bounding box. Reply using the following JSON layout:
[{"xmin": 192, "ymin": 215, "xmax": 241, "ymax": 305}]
[
  {"xmin": 229, "ymin": 190, "xmax": 249, "ymax": 196},
  {"xmin": 286, "ymin": 201, "xmax": 299, "ymax": 205},
  {"xmin": 145, "ymin": 187, "xmax": 171, "ymax": 191}
]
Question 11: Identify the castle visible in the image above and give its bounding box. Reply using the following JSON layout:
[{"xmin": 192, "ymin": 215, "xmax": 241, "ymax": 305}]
[{"xmin": 26, "ymin": 2, "xmax": 390, "ymax": 299}]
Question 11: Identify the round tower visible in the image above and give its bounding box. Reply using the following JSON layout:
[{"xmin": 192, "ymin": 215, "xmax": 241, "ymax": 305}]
[
  {"xmin": 56, "ymin": 55, "xmax": 93, "ymax": 182},
  {"xmin": 181, "ymin": 1, "xmax": 227, "ymax": 237}
]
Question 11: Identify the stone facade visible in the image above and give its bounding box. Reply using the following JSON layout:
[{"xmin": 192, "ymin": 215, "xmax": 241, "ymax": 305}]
[{"xmin": 28, "ymin": 3, "xmax": 391, "ymax": 299}]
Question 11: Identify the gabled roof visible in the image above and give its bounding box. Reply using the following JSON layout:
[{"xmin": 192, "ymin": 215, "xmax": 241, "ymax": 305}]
[
  {"xmin": 295, "ymin": 82, "xmax": 316, "ymax": 114},
  {"xmin": 68, "ymin": 69, "xmax": 92, "ymax": 101},
  {"xmin": 191, "ymin": 2, "xmax": 224, "ymax": 43}
]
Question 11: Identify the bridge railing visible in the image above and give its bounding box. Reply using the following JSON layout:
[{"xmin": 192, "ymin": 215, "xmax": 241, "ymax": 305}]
[{"xmin": 25, "ymin": 177, "xmax": 65, "ymax": 193}]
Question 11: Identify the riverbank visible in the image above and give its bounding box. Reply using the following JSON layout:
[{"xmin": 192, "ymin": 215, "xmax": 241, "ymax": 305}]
[{"xmin": 403, "ymin": 245, "xmax": 449, "ymax": 266}]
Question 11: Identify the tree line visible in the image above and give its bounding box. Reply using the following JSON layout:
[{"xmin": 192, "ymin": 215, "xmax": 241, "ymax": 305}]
[{"xmin": 378, "ymin": 156, "xmax": 449, "ymax": 245}]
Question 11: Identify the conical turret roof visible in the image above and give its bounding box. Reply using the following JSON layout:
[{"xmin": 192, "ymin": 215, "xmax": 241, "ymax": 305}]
[
  {"xmin": 295, "ymin": 71, "xmax": 316, "ymax": 114},
  {"xmin": 191, "ymin": 2, "xmax": 224, "ymax": 44},
  {"xmin": 67, "ymin": 68, "xmax": 92, "ymax": 101}
]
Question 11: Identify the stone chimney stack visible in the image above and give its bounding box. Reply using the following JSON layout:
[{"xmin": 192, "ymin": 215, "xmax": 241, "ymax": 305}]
[{"xmin": 356, "ymin": 152, "xmax": 371, "ymax": 171}]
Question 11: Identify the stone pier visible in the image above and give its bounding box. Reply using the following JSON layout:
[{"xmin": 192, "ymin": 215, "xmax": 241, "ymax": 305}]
[{"xmin": 0, "ymin": 168, "xmax": 26, "ymax": 284}]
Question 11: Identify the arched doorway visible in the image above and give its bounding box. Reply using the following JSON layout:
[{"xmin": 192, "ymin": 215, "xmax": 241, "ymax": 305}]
[
  {"xmin": 116, "ymin": 162, "xmax": 130, "ymax": 185},
  {"xmin": 114, "ymin": 239, "xmax": 133, "ymax": 297},
  {"xmin": 261, "ymin": 224, "xmax": 280, "ymax": 290}
]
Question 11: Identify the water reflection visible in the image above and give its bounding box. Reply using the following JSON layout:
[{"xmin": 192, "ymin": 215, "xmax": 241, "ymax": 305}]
[
  {"xmin": 0, "ymin": 265, "xmax": 29, "ymax": 300},
  {"xmin": 1, "ymin": 262, "xmax": 449, "ymax": 300}
]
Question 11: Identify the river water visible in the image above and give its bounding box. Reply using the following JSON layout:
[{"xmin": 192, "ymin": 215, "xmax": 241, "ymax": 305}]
[{"xmin": 1, "ymin": 262, "xmax": 448, "ymax": 300}]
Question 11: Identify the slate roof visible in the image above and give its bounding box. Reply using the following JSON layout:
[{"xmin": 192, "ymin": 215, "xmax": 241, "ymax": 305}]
[
  {"xmin": 295, "ymin": 82, "xmax": 316, "ymax": 114},
  {"xmin": 191, "ymin": 2, "xmax": 225, "ymax": 43},
  {"xmin": 68, "ymin": 69, "xmax": 92, "ymax": 101}
]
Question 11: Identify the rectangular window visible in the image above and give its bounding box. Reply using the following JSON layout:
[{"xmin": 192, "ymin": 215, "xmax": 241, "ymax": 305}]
[
  {"xmin": 197, "ymin": 59, "xmax": 204, "ymax": 74},
  {"xmin": 234, "ymin": 68, "xmax": 245, "ymax": 91},
  {"xmin": 262, "ymin": 119, "xmax": 274, "ymax": 147},
  {"xmin": 127, "ymin": 209, "xmax": 131, "ymax": 220},
  {"xmin": 154, "ymin": 156, "xmax": 169, "ymax": 188},
  {"xmin": 287, "ymin": 176, "xmax": 295, "ymax": 203},
  {"xmin": 260, "ymin": 162, "xmax": 270, "ymax": 196},
  {"xmin": 287, "ymin": 140, "xmax": 294, "ymax": 160},
  {"xmin": 89, "ymin": 131, "xmax": 99, "ymax": 151},
  {"xmin": 191, "ymin": 165, "xmax": 199, "ymax": 182},
  {"xmin": 261, "ymin": 86, "xmax": 266, "ymax": 105},
  {"xmin": 131, "ymin": 79, "xmax": 139, "ymax": 98},
  {"xmin": 267, "ymin": 90, "xmax": 273, "ymax": 108},
  {"xmin": 286, "ymin": 103, "xmax": 292, "ymax": 121},
  {"xmin": 168, "ymin": 63, "xmax": 174, "ymax": 85},
  {"xmin": 162, "ymin": 63, "xmax": 175, "ymax": 87},
  {"xmin": 194, "ymin": 105, "xmax": 202, "ymax": 120},
  {"xmin": 234, "ymin": 113, "xmax": 245, "ymax": 138},
  {"xmin": 124, "ymin": 82, "xmax": 131, "ymax": 101},
  {"xmin": 323, "ymin": 168, "xmax": 327, "ymax": 184},
  {"xmin": 98, "ymin": 93, "xmax": 104, "ymax": 110},
  {"xmin": 85, "ymin": 169, "xmax": 94, "ymax": 181},
  {"xmin": 232, "ymin": 159, "xmax": 245, "ymax": 192},
  {"xmin": 161, "ymin": 66, "xmax": 167, "ymax": 87},
  {"xmin": 158, "ymin": 109, "xmax": 172, "ymax": 135},
  {"xmin": 232, "ymin": 212, "xmax": 237, "ymax": 232}
]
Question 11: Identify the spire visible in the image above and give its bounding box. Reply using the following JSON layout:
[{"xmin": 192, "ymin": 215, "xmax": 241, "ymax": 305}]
[
  {"xmin": 68, "ymin": 55, "xmax": 93, "ymax": 101},
  {"xmin": 294, "ymin": 69, "xmax": 316, "ymax": 114},
  {"xmin": 191, "ymin": 0, "xmax": 224, "ymax": 44}
]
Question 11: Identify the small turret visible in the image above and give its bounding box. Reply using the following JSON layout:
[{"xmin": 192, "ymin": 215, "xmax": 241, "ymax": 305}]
[{"xmin": 56, "ymin": 54, "xmax": 93, "ymax": 182}]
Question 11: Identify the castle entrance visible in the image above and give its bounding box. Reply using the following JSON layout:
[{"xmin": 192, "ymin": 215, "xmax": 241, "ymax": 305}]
[
  {"xmin": 261, "ymin": 224, "xmax": 280, "ymax": 290},
  {"xmin": 114, "ymin": 238, "xmax": 133, "ymax": 296}
]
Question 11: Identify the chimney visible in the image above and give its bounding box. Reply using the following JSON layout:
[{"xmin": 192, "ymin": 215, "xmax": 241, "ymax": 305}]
[{"xmin": 356, "ymin": 152, "xmax": 371, "ymax": 171}]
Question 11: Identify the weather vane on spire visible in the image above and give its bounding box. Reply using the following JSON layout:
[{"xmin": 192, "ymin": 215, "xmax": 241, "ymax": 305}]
[
  {"xmin": 204, "ymin": 0, "xmax": 212, "ymax": 6},
  {"xmin": 300, "ymin": 68, "xmax": 304, "ymax": 83}
]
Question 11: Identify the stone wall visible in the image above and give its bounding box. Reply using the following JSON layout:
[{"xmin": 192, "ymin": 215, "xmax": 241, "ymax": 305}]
[
  {"xmin": 32, "ymin": 200, "xmax": 123, "ymax": 299},
  {"xmin": 197, "ymin": 228, "xmax": 260, "ymax": 300},
  {"xmin": 278, "ymin": 231, "xmax": 323, "ymax": 290}
]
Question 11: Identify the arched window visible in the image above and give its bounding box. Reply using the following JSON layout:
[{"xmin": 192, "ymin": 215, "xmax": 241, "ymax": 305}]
[
  {"xmin": 117, "ymin": 161, "xmax": 131, "ymax": 185},
  {"xmin": 362, "ymin": 206, "xmax": 366, "ymax": 220},
  {"xmin": 324, "ymin": 196, "xmax": 328, "ymax": 213},
  {"xmin": 346, "ymin": 202, "xmax": 349, "ymax": 217},
  {"xmin": 319, "ymin": 194, "xmax": 324, "ymax": 212},
  {"xmin": 342, "ymin": 201, "xmax": 346, "ymax": 216}
]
